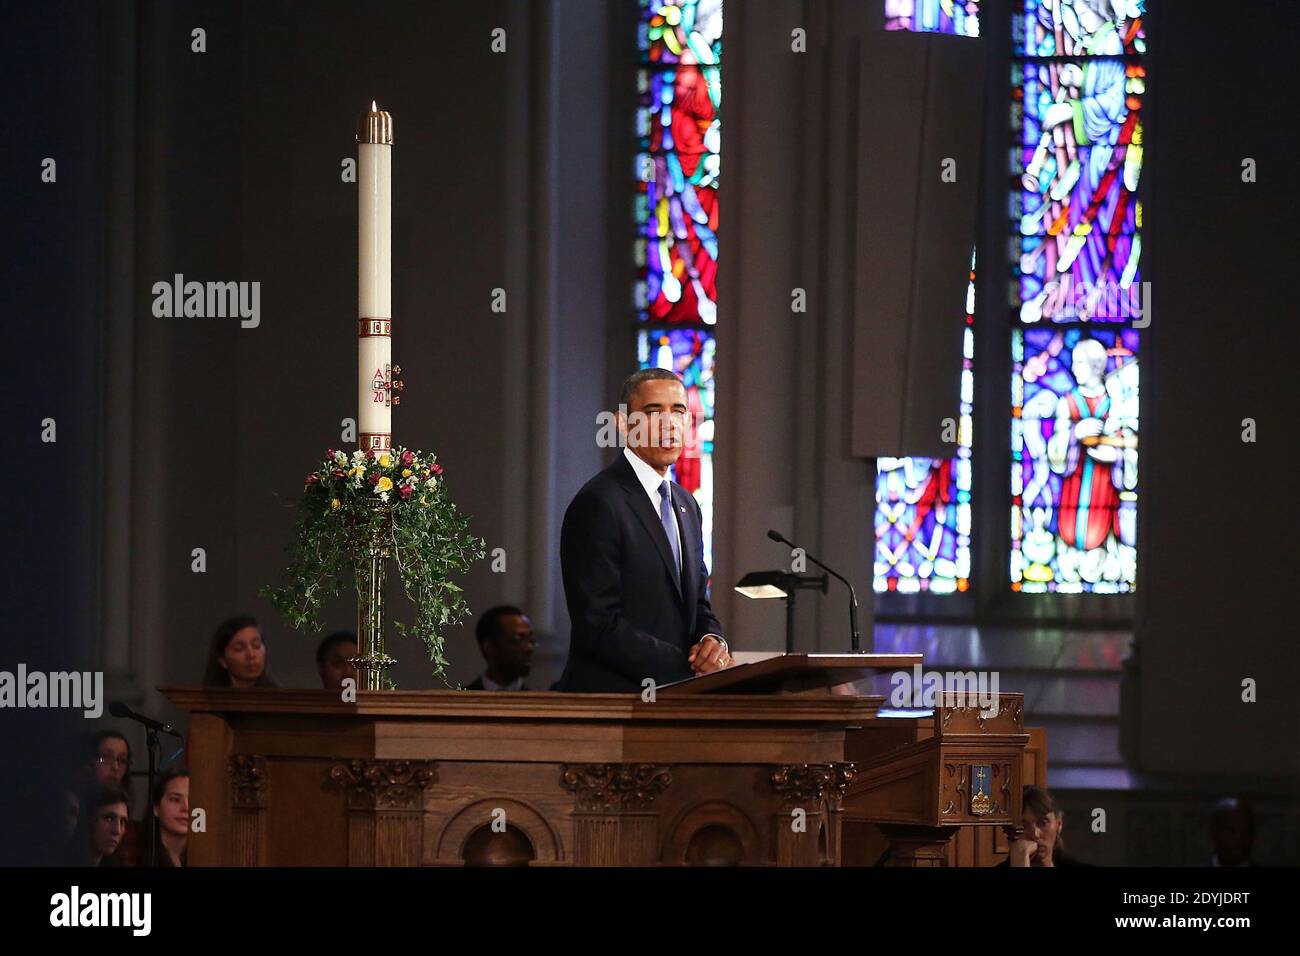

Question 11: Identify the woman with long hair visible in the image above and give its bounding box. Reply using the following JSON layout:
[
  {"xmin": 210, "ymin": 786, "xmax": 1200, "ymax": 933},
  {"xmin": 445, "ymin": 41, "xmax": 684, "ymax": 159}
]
[
  {"xmin": 1000, "ymin": 785, "xmax": 1091, "ymax": 867},
  {"xmin": 139, "ymin": 768, "xmax": 190, "ymax": 867},
  {"xmin": 202, "ymin": 614, "xmax": 277, "ymax": 687}
]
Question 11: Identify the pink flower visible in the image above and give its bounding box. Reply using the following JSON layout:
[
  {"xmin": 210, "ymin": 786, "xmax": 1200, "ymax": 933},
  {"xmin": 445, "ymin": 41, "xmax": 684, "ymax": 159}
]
[
  {"xmin": 369, "ymin": 472, "xmax": 380, "ymax": 485},
  {"xmin": 306, "ymin": 474, "xmax": 319, "ymax": 484},
  {"xmin": 366, "ymin": 449, "xmax": 376, "ymax": 461},
  {"xmin": 402, "ymin": 450, "xmax": 414, "ymax": 466},
  {"xmin": 432, "ymin": 463, "xmax": 444, "ymax": 476},
  {"xmin": 333, "ymin": 468, "xmax": 345, "ymax": 478},
  {"xmin": 326, "ymin": 448, "xmax": 336, "ymax": 459},
  {"xmin": 399, "ymin": 485, "xmax": 413, "ymax": 500}
]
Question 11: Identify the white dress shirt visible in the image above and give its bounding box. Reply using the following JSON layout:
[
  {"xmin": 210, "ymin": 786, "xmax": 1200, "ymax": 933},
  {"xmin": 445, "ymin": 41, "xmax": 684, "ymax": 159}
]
[
  {"xmin": 479, "ymin": 673, "xmax": 524, "ymax": 691},
  {"xmin": 623, "ymin": 446, "xmax": 682, "ymax": 570}
]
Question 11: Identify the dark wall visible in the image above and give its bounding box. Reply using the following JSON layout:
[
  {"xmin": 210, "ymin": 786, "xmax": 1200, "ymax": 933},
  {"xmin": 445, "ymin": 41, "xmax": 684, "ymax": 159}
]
[
  {"xmin": 1137, "ymin": 0, "xmax": 1300, "ymax": 774},
  {"xmin": 1, "ymin": 1, "xmax": 108, "ymax": 865},
  {"xmin": 127, "ymin": 0, "xmax": 517, "ymax": 698}
]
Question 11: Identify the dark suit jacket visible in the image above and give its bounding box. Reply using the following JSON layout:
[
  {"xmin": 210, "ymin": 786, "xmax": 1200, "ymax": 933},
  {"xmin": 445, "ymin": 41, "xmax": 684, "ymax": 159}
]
[{"xmin": 556, "ymin": 452, "xmax": 723, "ymax": 692}]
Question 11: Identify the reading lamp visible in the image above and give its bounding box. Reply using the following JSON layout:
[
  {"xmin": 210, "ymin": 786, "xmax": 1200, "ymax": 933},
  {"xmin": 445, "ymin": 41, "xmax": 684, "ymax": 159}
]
[{"xmin": 733, "ymin": 570, "xmax": 828, "ymax": 654}]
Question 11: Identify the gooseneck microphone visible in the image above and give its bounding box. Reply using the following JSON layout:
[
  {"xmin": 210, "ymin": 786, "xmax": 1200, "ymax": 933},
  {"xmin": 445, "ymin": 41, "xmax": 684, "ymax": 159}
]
[
  {"xmin": 767, "ymin": 529, "xmax": 862, "ymax": 652},
  {"xmin": 109, "ymin": 701, "xmax": 182, "ymax": 738}
]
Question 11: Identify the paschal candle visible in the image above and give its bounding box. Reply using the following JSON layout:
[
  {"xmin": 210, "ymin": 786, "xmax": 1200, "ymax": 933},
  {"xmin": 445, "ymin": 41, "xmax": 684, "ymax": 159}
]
[{"xmin": 357, "ymin": 101, "xmax": 393, "ymax": 454}]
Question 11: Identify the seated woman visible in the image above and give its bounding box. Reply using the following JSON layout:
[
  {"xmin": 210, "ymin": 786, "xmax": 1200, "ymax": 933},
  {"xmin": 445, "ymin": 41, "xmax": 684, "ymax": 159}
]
[
  {"xmin": 202, "ymin": 614, "xmax": 278, "ymax": 688},
  {"xmin": 139, "ymin": 769, "xmax": 190, "ymax": 867},
  {"xmin": 998, "ymin": 785, "xmax": 1091, "ymax": 867},
  {"xmin": 67, "ymin": 785, "xmax": 131, "ymax": 866},
  {"xmin": 77, "ymin": 730, "xmax": 140, "ymax": 865}
]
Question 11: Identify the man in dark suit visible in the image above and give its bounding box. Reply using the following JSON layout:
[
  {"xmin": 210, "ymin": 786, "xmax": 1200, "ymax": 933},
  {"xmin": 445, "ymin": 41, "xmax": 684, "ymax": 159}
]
[
  {"xmin": 464, "ymin": 605, "xmax": 536, "ymax": 691},
  {"xmin": 556, "ymin": 369, "xmax": 730, "ymax": 693}
]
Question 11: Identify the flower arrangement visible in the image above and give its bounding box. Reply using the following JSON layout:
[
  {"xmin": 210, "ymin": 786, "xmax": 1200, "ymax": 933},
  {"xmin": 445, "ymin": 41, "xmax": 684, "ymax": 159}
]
[{"xmin": 259, "ymin": 446, "xmax": 485, "ymax": 682}]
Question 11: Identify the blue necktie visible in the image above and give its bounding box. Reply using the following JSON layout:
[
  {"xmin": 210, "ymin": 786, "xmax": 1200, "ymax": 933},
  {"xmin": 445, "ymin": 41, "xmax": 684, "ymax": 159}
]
[{"xmin": 658, "ymin": 480, "xmax": 682, "ymax": 592}]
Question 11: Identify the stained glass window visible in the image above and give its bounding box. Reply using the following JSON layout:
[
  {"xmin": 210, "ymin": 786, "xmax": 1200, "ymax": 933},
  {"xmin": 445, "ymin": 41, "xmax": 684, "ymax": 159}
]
[
  {"xmin": 1011, "ymin": 327, "xmax": 1138, "ymax": 592},
  {"xmin": 885, "ymin": 0, "xmax": 981, "ymax": 37},
  {"xmin": 875, "ymin": 253, "xmax": 976, "ymax": 594},
  {"xmin": 637, "ymin": 0, "xmax": 721, "ymax": 572},
  {"xmin": 1010, "ymin": 0, "xmax": 1145, "ymax": 591}
]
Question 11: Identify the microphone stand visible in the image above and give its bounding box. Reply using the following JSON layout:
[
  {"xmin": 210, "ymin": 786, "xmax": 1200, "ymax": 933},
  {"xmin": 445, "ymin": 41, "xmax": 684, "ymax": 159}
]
[
  {"xmin": 769, "ymin": 531, "xmax": 862, "ymax": 652},
  {"xmin": 146, "ymin": 726, "xmax": 160, "ymax": 867}
]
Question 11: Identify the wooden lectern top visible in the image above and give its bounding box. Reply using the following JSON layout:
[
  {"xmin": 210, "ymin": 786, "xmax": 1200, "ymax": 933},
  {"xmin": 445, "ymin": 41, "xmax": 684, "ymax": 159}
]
[{"xmin": 658, "ymin": 652, "xmax": 922, "ymax": 696}]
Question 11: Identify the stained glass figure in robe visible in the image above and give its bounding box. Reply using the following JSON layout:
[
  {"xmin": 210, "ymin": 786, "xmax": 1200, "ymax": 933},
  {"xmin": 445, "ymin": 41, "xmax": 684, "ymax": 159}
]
[{"xmin": 1012, "ymin": 327, "xmax": 1138, "ymax": 593}]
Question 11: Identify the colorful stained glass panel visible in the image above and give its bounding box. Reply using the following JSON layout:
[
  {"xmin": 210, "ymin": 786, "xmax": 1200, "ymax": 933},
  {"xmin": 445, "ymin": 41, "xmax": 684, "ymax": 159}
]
[
  {"xmin": 1012, "ymin": 56, "xmax": 1144, "ymax": 322},
  {"xmin": 636, "ymin": 1, "xmax": 721, "ymax": 327},
  {"xmin": 885, "ymin": 0, "xmax": 981, "ymax": 36},
  {"xmin": 1015, "ymin": 0, "xmax": 1146, "ymax": 58},
  {"xmin": 1011, "ymin": 326, "xmax": 1138, "ymax": 593}
]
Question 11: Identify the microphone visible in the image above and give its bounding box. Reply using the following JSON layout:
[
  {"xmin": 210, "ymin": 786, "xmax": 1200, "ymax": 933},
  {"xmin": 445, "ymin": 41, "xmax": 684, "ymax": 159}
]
[
  {"xmin": 109, "ymin": 701, "xmax": 182, "ymax": 738},
  {"xmin": 767, "ymin": 529, "xmax": 862, "ymax": 652}
]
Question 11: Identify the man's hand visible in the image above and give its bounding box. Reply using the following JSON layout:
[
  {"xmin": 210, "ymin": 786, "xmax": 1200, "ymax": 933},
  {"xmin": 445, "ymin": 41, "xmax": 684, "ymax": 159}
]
[{"xmin": 687, "ymin": 635, "xmax": 731, "ymax": 675}]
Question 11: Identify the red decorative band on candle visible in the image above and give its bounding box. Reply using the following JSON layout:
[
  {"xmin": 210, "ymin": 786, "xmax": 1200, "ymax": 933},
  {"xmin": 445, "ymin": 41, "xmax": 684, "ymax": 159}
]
[
  {"xmin": 359, "ymin": 433, "xmax": 392, "ymax": 452},
  {"xmin": 358, "ymin": 318, "xmax": 392, "ymax": 337}
]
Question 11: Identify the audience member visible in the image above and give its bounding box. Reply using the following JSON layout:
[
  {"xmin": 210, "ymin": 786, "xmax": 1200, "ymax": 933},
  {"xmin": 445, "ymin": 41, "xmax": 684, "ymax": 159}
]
[
  {"xmin": 77, "ymin": 729, "xmax": 139, "ymax": 865},
  {"xmin": 465, "ymin": 605, "xmax": 535, "ymax": 690},
  {"xmin": 140, "ymin": 769, "xmax": 190, "ymax": 867},
  {"xmin": 203, "ymin": 614, "xmax": 278, "ymax": 687},
  {"xmin": 317, "ymin": 630, "xmax": 358, "ymax": 691},
  {"xmin": 68, "ymin": 785, "xmax": 130, "ymax": 866},
  {"xmin": 81, "ymin": 729, "xmax": 131, "ymax": 788},
  {"xmin": 1211, "ymin": 796, "xmax": 1259, "ymax": 867},
  {"xmin": 998, "ymin": 785, "xmax": 1090, "ymax": 867}
]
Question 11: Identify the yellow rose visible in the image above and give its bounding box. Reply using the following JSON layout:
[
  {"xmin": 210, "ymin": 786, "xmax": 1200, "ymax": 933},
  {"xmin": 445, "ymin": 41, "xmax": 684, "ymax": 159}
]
[
  {"xmin": 376, "ymin": 476, "xmax": 394, "ymax": 492},
  {"xmin": 402, "ymin": 468, "xmax": 412, "ymax": 478},
  {"xmin": 378, "ymin": 454, "xmax": 392, "ymax": 468},
  {"xmin": 330, "ymin": 498, "xmax": 341, "ymax": 511}
]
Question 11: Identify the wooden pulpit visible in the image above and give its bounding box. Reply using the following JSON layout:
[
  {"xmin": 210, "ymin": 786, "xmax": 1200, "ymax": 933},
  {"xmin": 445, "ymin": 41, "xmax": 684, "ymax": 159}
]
[{"xmin": 164, "ymin": 653, "xmax": 1031, "ymax": 866}]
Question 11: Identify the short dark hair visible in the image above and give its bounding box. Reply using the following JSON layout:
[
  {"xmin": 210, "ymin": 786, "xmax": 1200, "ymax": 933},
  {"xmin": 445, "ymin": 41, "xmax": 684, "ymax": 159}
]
[
  {"xmin": 619, "ymin": 368, "xmax": 685, "ymax": 410},
  {"xmin": 475, "ymin": 605, "xmax": 525, "ymax": 646},
  {"xmin": 316, "ymin": 630, "xmax": 357, "ymax": 666}
]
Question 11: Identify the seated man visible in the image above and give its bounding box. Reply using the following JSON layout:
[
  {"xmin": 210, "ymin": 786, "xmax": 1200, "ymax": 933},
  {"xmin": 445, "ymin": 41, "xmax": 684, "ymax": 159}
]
[
  {"xmin": 1210, "ymin": 796, "xmax": 1259, "ymax": 867},
  {"xmin": 316, "ymin": 630, "xmax": 358, "ymax": 691},
  {"xmin": 465, "ymin": 605, "xmax": 535, "ymax": 690}
]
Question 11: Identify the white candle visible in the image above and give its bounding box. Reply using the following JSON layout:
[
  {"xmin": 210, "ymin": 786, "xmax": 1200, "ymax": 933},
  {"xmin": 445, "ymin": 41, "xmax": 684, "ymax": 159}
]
[{"xmin": 357, "ymin": 101, "xmax": 393, "ymax": 454}]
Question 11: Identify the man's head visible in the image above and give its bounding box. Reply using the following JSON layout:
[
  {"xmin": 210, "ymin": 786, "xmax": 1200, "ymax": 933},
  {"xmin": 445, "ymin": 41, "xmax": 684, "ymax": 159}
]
[
  {"xmin": 1021, "ymin": 785, "xmax": 1064, "ymax": 866},
  {"xmin": 474, "ymin": 605, "xmax": 535, "ymax": 682},
  {"xmin": 316, "ymin": 631, "xmax": 359, "ymax": 690},
  {"xmin": 1211, "ymin": 797, "xmax": 1256, "ymax": 866},
  {"xmin": 618, "ymin": 369, "xmax": 689, "ymax": 473}
]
